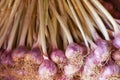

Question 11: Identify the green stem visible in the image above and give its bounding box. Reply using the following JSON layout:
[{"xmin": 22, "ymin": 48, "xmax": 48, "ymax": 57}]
[
  {"xmin": 62, "ymin": 0, "xmax": 75, "ymax": 23},
  {"xmin": 68, "ymin": 18, "xmax": 80, "ymax": 43},
  {"xmin": 0, "ymin": 0, "xmax": 6, "ymax": 9},
  {"xmin": 19, "ymin": 0, "xmax": 36, "ymax": 46},
  {"xmin": 96, "ymin": 10, "xmax": 113, "ymax": 30},
  {"xmin": 0, "ymin": 0, "xmax": 21, "ymax": 48},
  {"xmin": 37, "ymin": 0, "xmax": 47, "ymax": 56},
  {"xmin": 44, "ymin": 0, "xmax": 49, "ymax": 26},
  {"xmin": 75, "ymin": 0, "xmax": 99, "ymax": 41},
  {"xmin": 91, "ymin": 0, "xmax": 119, "ymax": 34},
  {"xmin": 0, "ymin": 0, "xmax": 10, "ymax": 10},
  {"xmin": 16, "ymin": 9, "xmax": 25, "ymax": 46},
  {"xmin": 83, "ymin": 0, "xmax": 110, "ymax": 40},
  {"xmin": 67, "ymin": 0, "xmax": 89, "ymax": 48},
  {"xmin": 49, "ymin": 1, "xmax": 73, "ymax": 44},
  {"xmin": 8, "ymin": 0, "xmax": 14, "ymax": 8},
  {"xmin": 0, "ymin": 10, "xmax": 10, "ymax": 30},
  {"xmin": 48, "ymin": 15, "xmax": 57, "ymax": 49},
  {"xmin": 7, "ymin": 3, "xmax": 23, "ymax": 51}
]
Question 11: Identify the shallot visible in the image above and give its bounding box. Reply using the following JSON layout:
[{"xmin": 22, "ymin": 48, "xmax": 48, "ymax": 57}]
[
  {"xmin": 38, "ymin": 59, "xmax": 57, "ymax": 80},
  {"xmin": 98, "ymin": 61, "xmax": 120, "ymax": 80}
]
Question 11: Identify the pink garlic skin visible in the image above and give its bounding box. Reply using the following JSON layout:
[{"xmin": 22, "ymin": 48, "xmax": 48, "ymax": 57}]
[
  {"xmin": 82, "ymin": 53, "xmax": 100, "ymax": 79},
  {"xmin": 65, "ymin": 43, "xmax": 86, "ymax": 59},
  {"xmin": 85, "ymin": 53, "xmax": 99, "ymax": 67},
  {"xmin": 81, "ymin": 40, "xmax": 112, "ymax": 79},
  {"xmin": 58, "ymin": 75, "xmax": 75, "ymax": 80},
  {"xmin": 50, "ymin": 49, "xmax": 66, "ymax": 64},
  {"xmin": 63, "ymin": 62, "xmax": 80, "ymax": 77},
  {"xmin": 3, "ymin": 76, "xmax": 17, "ymax": 80},
  {"xmin": 16, "ymin": 69, "xmax": 27, "ymax": 76},
  {"xmin": 12, "ymin": 46, "xmax": 28, "ymax": 61},
  {"xmin": 38, "ymin": 59, "xmax": 57, "ymax": 79},
  {"xmin": 56, "ymin": 73, "xmax": 75, "ymax": 80},
  {"xmin": 112, "ymin": 50, "xmax": 120, "ymax": 61},
  {"xmin": 0, "ymin": 50, "xmax": 13, "ymax": 65},
  {"xmin": 25, "ymin": 47, "xmax": 43, "ymax": 64},
  {"xmin": 99, "ymin": 62, "xmax": 120, "ymax": 80},
  {"xmin": 94, "ymin": 39, "xmax": 111, "ymax": 64},
  {"xmin": 0, "ymin": 49, "xmax": 5, "ymax": 55},
  {"xmin": 82, "ymin": 65, "xmax": 98, "ymax": 80},
  {"xmin": 113, "ymin": 34, "xmax": 120, "ymax": 49}
]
